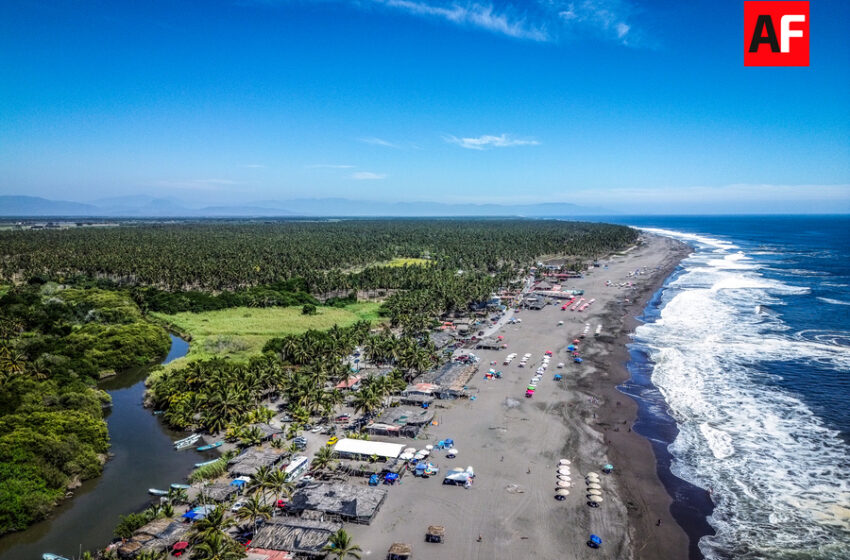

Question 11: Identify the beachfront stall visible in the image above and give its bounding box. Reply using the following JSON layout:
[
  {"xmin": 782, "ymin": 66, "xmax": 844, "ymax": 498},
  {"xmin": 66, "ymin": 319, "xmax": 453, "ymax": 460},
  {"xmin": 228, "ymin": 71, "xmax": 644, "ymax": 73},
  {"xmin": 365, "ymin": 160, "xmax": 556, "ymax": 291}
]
[{"xmin": 287, "ymin": 482, "xmax": 388, "ymax": 524}]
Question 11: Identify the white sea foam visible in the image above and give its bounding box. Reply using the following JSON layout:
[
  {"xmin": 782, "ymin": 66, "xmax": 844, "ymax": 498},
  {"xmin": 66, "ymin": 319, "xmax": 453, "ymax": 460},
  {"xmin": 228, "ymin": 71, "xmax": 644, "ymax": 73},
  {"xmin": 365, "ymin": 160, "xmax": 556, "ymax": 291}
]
[
  {"xmin": 636, "ymin": 228, "xmax": 850, "ymax": 559},
  {"xmin": 818, "ymin": 297, "xmax": 850, "ymax": 306}
]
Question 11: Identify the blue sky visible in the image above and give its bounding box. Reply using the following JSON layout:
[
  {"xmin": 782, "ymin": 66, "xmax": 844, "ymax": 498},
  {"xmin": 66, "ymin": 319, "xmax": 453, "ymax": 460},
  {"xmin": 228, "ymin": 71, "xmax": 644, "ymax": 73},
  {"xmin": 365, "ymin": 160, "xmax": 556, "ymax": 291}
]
[{"xmin": 1, "ymin": 0, "xmax": 849, "ymax": 213}]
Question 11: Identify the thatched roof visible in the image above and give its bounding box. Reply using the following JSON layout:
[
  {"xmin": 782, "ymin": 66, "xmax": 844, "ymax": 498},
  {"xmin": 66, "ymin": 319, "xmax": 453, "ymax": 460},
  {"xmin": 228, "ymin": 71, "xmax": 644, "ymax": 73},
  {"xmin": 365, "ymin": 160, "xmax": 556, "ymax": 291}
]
[
  {"xmin": 248, "ymin": 422, "xmax": 284, "ymax": 440},
  {"xmin": 135, "ymin": 517, "xmax": 172, "ymax": 537},
  {"xmin": 427, "ymin": 525, "xmax": 445, "ymax": 536},
  {"xmin": 388, "ymin": 542, "xmax": 412, "ymax": 555},
  {"xmin": 228, "ymin": 448, "xmax": 287, "ymax": 477},
  {"xmin": 287, "ymin": 482, "xmax": 387, "ymax": 523},
  {"xmin": 200, "ymin": 481, "xmax": 239, "ymax": 502},
  {"xmin": 250, "ymin": 518, "xmax": 342, "ymax": 556}
]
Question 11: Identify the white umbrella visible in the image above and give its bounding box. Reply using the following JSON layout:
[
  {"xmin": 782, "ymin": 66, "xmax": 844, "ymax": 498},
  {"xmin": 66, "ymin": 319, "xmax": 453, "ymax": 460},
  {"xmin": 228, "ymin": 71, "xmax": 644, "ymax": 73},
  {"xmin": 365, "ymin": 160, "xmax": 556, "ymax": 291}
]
[
  {"xmin": 557, "ymin": 468, "xmax": 571, "ymax": 475},
  {"xmin": 447, "ymin": 448, "xmax": 459, "ymax": 457},
  {"xmin": 399, "ymin": 452, "xmax": 414, "ymax": 461},
  {"xmin": 587, "ymin": 489, "xmax": 602, "ymax": 496},
  {"xmin": 404, "ymin": 447, "xmax": 416, "ymax": 454},
  {"xmin": 588, "ymin": 495, "xmax": 603, "ymax": 503},
  {"xmin": 587, "ymin": 483, "xmax": 602, "ymax": 490},
  {"xmin": 557, "ymin": 475, "xmax": 571, "ymax": 481},
  {"xmin": 559, "ymin": 459, "xmax": 571, "ymax": 466},
  {"xmin": 556, "ymin": 489, "xmax": 570, "ymax": 496},
  {"xmin": 425, "ymin": 445, "xmax": 434, "ymax": 451},
  {"xmin": 556, "ymin": 481, "xmax": 571, "ymax": 488},
  {"xmin": 586, "ymin": 471, "xmax": 599, "ymax": 478}
]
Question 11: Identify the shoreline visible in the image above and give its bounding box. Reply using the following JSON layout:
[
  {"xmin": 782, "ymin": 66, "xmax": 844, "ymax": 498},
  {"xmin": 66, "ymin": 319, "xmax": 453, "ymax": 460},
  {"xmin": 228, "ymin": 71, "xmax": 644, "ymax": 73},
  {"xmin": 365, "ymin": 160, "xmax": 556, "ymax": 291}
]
[{"xmin": 585, "ymin": 235, "xmax": 694, "ymax": 559}]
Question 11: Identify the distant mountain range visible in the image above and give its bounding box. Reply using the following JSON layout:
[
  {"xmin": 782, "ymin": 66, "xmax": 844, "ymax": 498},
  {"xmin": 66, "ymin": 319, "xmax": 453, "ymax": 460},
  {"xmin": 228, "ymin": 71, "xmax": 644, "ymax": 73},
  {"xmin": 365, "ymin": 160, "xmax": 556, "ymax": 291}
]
[{"xmin": 0, "ymin": 195, "xmax": 610, "ymax": 218}]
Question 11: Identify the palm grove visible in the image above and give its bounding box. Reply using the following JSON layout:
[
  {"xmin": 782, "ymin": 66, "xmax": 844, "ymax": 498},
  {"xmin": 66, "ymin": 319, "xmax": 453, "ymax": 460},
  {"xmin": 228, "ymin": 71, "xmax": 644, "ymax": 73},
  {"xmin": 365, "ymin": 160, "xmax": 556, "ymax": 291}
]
[{"xmin": 0, "ymin": 219, "xmax": 637, "ymax": 538}]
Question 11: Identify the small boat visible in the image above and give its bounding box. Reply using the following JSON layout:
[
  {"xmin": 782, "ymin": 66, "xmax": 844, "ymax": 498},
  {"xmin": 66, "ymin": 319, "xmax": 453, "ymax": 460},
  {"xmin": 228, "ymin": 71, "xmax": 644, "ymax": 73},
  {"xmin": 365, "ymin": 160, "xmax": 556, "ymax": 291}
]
[
  {"xmin": 170, "ymin": 483, "xmax": 191, "ymax": 490},
  {"xmin": 152, "ymin": 410, "xmax": 165, "ymax": 415},
  {"xmin": 194, "ymin": 459, "xmax": 220, "ymax": 468},
  {"xmin": 196, "ymin": 441, "xmax": 223, "ymax": 451},
  {"xmin": 174, "ymin": 434, "xmax": 201, "ymax": 449},
  {"xmin": 43, "ymin": 554, "xmax": 71, "ymax": 560},
  {"xmin": 148, "ymin": 488, "xmax": 169, "ymax": 496}
]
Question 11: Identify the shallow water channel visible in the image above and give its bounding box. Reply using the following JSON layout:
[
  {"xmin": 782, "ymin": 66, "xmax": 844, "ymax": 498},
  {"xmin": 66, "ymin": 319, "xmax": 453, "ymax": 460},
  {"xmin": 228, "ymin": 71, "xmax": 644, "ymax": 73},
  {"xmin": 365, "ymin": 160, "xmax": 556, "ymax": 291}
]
[{"xmin": 0, "ymin": 335, "xmax": 218, "ymax": 560}]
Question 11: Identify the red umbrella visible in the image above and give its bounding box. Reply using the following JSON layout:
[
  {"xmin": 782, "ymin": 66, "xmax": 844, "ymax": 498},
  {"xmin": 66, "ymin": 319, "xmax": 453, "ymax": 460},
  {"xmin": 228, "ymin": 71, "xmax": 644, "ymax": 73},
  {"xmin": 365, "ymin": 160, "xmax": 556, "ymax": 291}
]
[
  {"xmin": 173, "ymin": 542, "xmax": 189, "ymax": 551},
  {"xmin": 497, "ymin": 336, "xmax": 503, "ymax": 339}
]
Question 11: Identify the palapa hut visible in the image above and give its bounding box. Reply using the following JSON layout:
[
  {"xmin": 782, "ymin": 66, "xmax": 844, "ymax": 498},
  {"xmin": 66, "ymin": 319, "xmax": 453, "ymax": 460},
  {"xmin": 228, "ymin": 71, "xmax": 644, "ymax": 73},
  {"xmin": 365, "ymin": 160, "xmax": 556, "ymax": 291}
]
[
  {"xmin": 228, "ymin": 448, "xmax": 287, "ymax": 477},
  {"xmin": 250, "ymin": 518, "xmax": 342, "ymax": 557},
  {"xmin": 387, "ymin": 543, "xmax": 412, "ymax": 560},
  {"xmin": 426, "ymin": 525, "xmax": 445, "ymax": 543},
  {"xmin": 248, "ymin": 422, "xmax": 284, "ymax": 441},
  {"xmin": 199, "ymin": 481, "xmax": 240, "ymax": 503},
  {"xmin": 367, "ymin": 407, "xmax": 435, "ymax": 438},
  {"xmin": 287, "ymin": 482, "xmax": 388, "ymax": 524}
]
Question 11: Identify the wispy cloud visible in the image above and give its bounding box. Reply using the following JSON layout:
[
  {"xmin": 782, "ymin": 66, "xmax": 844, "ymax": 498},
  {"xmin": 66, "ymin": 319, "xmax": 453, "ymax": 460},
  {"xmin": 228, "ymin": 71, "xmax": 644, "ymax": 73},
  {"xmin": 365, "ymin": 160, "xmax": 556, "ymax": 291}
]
[
  {"xmin": 306, "ymin": 164, "xmax": 356, "ymax": 169},
  {"xmin": 358, "ymin": 136, "xmax": 402, "ymax": 149},
  {"xmin": 351, "ymin": 171, "xmax": 388, "ymax": 180},
  {"xmin": 373, "ymin": 0, "xmax": 548, "ymax": 41},
  {"xmin": 557, "ymin": 1, "xmax": 636, "ymax": 45},
  {"xmin": 444, "ymin": 133, "xmax": 540, "ymax": 150}
]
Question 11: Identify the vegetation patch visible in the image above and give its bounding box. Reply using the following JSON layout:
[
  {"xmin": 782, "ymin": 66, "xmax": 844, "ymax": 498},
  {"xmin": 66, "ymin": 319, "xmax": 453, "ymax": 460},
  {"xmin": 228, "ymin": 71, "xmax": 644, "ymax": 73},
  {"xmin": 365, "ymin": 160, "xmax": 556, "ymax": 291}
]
[
  {"xmin": 384, "ymin": 257, "xmax": 431, "ymax": 267},
  {"xmin": 151, "ymin": 302, "xmax": 382, "ymax": 367}
]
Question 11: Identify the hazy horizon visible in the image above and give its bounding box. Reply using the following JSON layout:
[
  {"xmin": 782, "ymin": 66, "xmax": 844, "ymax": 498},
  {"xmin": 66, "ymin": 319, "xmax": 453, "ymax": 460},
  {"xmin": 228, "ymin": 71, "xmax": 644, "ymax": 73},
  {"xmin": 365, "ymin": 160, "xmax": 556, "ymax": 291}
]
[{"xmin": 2, "ymin": 1, "xmax": 849, "ymax": 214}]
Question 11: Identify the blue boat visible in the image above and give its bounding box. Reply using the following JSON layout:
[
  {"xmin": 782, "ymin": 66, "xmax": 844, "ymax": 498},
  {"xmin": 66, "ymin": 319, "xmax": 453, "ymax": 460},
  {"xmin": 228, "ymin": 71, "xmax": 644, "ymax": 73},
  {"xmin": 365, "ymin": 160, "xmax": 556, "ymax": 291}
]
[
  {"xmin": 170, "ymin": 483, "xmax": 191, "ymax": 490},
  {"xmin": 196, "ymin": 441, "xmax": 223, "ymax": 451},
  {"xmin": 148, "ymin": 488, "xmax": 168, "ymax": 496},
  {"xmin": 43, "ymin": 554, "xmax": 71, "ymax": 560},
  {"xmin": 194, "ymin": 458, "xmax": 220, "ymax": 468}
]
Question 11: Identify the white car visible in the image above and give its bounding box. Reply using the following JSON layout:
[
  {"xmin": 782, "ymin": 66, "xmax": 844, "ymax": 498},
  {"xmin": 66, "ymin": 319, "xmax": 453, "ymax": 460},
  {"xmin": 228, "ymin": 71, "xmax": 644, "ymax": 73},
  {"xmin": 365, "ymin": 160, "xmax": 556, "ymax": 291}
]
[
  {"xmin": 231, "ymin": 500, "xmax": 246, "ymax": 512},
  {"xmin": 557, "ymin": 362, "xmax": 565, "ymax": 368}
]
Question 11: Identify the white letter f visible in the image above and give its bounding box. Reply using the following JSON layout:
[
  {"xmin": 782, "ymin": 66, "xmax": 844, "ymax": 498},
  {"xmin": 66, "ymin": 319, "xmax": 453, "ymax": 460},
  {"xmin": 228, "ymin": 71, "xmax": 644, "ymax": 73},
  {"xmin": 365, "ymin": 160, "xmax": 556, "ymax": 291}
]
[{"xmin": 780, "ymin": 14, "xmax": 805, "ymax": 53}]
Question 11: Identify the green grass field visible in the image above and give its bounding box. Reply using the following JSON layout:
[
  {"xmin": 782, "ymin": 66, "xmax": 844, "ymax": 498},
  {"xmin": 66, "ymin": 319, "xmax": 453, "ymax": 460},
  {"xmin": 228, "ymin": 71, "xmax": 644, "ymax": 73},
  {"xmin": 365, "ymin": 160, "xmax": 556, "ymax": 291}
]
[
  {"xmin": 384, "ymin": 257, "xmax": 431, "ymax": 267},
  {"xmin": 151, "ymin": 302, "xmax": 382, "ymax": 368}
]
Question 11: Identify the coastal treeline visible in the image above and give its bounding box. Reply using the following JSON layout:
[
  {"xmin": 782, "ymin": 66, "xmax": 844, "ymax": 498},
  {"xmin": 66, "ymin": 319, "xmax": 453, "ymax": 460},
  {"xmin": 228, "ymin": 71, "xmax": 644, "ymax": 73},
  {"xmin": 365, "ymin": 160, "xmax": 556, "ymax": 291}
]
[
  {"xmin": 0, "ymin": 283, "xmax": 169, "ymax": 534},
  {"xmin": 0, "ymin": 220, "xmax": 637, "ymax": 291}
]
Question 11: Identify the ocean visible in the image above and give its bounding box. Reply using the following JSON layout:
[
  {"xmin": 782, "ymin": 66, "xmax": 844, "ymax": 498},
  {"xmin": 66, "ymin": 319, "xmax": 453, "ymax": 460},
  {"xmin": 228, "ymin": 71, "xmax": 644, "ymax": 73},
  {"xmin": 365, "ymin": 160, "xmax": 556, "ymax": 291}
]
[{"xmin": 611, "ymin": 216, "xmax": 850, "ymax": 560}]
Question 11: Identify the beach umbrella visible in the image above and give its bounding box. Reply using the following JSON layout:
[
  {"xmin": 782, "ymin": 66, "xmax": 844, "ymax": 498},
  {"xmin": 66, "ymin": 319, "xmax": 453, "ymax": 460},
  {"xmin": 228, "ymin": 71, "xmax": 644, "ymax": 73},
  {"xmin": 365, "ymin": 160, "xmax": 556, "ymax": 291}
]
[
  {"xmin": 425, "ymin": 444, "xmax": 434, "ymax": 451},
  {"xmin": 404, "ymin": 447, "xmax": 416, "ymax": 454},
  {"xmin": 589, "ymin": 534, "xmax": 602, "ymax": 547},
  {"xmin": 587, "ymin": 483, "xmax": 602, "ymax": 490},
  {"xmin": 586, "ymin": 471, "xmax": 599, "ymax": 478},
  {"xmin": 557, "ymin": 467, "xmax": 570, "ymax": 475},
  {"xmin": 447, "ymin": 448, "xmax": 459, "ymax": 457},
  {"xmin": 556, "ymin": 481, "xmax": 571, "ymax": 488},
  {"xmin": 559, "ymin": 459, "xmax": 571, "ymax": 465},
  {"xmin": 587, "ymin": 489, "xmax": 602, "ymax": 496},
  {"xmin": 400, "ymin": 452, "xmax": 414, "ymax": 461},
  {"xmin": 556, "ymin": 489, "xmax": 570, "ymax": 496},
  {"xmin": 603, "ymin": 464, "xmax": 614, "ymax": 473},
  {"xmin": 588, "ymin": 495, "xmax": 604, "ymax": 503},
  {"xmin": 557, "ymin": 474, "xmax": 571, "ymax": 481}
]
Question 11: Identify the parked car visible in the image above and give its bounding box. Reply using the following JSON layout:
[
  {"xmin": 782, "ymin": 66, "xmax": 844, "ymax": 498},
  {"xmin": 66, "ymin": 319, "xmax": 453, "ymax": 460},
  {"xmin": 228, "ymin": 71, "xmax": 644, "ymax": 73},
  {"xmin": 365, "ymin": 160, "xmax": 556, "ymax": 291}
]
[
  {"xmin": 326, "ymin": 436, "xmax": 339, "ymax": 446},
  {"xmin": 231, "ymin": 500, "xmax": 246, "ymax": 512},
  {"xmin": 335, "ymin": 414, "xmax": 351, "ymax": 422}
]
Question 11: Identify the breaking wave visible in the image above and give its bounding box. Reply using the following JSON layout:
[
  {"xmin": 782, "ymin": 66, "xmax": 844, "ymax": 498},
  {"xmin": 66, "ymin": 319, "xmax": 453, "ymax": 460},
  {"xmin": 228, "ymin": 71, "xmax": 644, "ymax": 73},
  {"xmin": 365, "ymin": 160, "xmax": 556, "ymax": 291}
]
[{"xmin": 637, "ymin": 228, "xmax": 850, "ymax": 560}]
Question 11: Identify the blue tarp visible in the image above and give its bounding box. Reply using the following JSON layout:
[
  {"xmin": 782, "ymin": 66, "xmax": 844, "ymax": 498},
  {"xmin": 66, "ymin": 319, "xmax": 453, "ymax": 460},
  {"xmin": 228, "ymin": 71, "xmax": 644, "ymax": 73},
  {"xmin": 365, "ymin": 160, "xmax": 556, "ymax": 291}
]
[{"xmin": 230, "ymin": 479, "xmax": 246, "ymax": 486}]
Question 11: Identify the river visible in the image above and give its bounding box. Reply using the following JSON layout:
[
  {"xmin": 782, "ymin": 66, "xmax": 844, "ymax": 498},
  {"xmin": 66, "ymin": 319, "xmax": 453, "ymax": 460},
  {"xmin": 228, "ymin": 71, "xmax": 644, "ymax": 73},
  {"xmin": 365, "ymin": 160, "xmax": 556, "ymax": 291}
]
[{"xmin": 0, "ymin": 335, "xmax": 217, "ymax": 560}]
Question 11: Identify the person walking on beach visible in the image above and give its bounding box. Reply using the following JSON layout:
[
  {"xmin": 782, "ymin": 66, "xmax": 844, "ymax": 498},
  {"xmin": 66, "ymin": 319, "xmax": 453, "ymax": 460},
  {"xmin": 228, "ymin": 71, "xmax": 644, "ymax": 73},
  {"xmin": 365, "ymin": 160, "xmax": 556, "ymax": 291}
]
[{"xmin": 656, "ymin": 519, "xmax": 662, "ymax": 526}]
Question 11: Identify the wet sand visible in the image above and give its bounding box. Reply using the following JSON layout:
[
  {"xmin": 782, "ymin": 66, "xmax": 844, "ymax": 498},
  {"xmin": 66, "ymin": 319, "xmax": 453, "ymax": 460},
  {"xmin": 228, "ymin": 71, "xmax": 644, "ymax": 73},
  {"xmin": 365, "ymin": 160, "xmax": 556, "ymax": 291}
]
[{"xmin": 349, "ymin": 233, "xmax": 693, "ymax": 560}]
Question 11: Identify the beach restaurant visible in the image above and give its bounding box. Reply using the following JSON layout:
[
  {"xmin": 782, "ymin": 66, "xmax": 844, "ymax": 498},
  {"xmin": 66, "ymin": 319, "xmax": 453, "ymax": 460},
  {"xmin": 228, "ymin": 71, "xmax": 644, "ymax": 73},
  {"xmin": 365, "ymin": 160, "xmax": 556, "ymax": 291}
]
[{"xmin": 333, "ymin": 438, "xmax": 404, "ymax": 460}]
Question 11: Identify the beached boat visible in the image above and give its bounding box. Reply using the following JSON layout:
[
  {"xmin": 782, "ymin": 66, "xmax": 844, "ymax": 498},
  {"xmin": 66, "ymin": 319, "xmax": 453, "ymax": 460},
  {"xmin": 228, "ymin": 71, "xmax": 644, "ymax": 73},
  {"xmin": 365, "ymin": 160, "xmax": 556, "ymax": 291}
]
[
  {"xmin": 196, "ymin": 441, "xmax": 223, "ymax": 451},
  {"xmin": 194, "ymin": 458, "xmax": 220, "ymax": 468},
  {"xmin": 43, "ymin": 554, "xmax": 71, "ymax": 560},
  {"xmin": 174, "ymin": 434, "xmax": 201, "ymax": 449},
  {"xmin": 170, "ymin": 483, "xmax": 191, "ymax": 490},
  {"xmin": 148, "ymin": 488, "xmax": 169, "ymax": 496}
]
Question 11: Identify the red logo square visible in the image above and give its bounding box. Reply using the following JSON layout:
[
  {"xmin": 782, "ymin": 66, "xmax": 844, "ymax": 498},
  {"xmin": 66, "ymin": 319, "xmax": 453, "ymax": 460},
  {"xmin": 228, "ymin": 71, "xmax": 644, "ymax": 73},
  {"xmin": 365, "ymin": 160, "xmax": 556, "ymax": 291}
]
[{"xmin": 745, "ymin": 1, "xmax": 809, "ymax": 66}]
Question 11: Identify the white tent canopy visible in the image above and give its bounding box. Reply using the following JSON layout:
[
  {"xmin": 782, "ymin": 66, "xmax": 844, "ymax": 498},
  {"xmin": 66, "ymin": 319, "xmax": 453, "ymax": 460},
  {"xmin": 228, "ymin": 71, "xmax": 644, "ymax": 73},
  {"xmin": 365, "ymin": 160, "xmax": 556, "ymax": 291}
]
[{"xmin": 333, "ymin": 438, "xmax": 404, "ymax": 459}]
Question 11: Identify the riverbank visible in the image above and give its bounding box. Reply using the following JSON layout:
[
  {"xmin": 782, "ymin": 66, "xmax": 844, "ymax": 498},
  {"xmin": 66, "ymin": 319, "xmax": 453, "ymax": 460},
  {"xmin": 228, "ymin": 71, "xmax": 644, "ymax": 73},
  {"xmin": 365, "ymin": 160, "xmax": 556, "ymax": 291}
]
[
  {"xmin": 0, "ymin": 335, "xmax": 207, "ymax": 560},
  {"xmin": 349, "ymin": 233, "xmax": 692, "ymax": 560}
]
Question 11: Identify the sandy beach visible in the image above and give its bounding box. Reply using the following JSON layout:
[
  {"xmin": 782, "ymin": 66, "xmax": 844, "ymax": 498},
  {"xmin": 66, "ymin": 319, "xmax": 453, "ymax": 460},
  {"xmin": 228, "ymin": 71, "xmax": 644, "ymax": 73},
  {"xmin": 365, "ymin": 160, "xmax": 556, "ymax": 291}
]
[{"xmin": 347, "ymin": 233, "xmax": 692, "ymax": 560}]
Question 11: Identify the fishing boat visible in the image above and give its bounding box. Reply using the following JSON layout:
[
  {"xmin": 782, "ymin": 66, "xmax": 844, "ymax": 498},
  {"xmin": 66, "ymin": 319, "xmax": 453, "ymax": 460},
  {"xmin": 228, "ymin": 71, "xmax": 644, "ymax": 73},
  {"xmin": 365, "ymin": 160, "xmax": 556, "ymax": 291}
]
[
  {"xmin": 174, "ymin": 434, "xmax": 201, "ymax": 449},
  {"xmin": 196, "ymin": 441, "xmax": 223, "ymax": 451},
  {"xmin": 194, "ymin": 458, "xmax": 220, "ymax": 468},
  {"xmin": 170, "ymin": 483, "xmax": 191, "ymax": 490},
  {"xmin": 43, "ymin": 554, "xmax": 71, "ymax": 560},
  {"xmin": 148, "ymin": 488, "xmax": 169, "ymax": 496}
]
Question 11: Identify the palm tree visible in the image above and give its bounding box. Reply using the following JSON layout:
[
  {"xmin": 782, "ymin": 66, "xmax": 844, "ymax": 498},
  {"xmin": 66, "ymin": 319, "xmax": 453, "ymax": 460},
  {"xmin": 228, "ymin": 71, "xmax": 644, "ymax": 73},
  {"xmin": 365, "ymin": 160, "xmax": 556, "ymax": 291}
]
[
  {"xmin": 311, "ymin": 445, "xmax": 337, "ymax": 474},
  {"xmin": 190, "ymin": 531, "xmax": 246, "ymax": 560},
  {"xmin": 235, "ymin": 494, "xmax": 272, "ymax": 534},
  {"xmin": 323, "ymin": 529, "xmax": 362, "ymax": 560},
  {"xmin": 267, "ymin": 469, "xmax": 293, "ymax": 508},
  {"xmin": 247, "ymin": 465, "xmax": 273, "ymax": 500},
  {"xmin": 190, "ymin": 506, "xmax": 235, "ymax": 542}
]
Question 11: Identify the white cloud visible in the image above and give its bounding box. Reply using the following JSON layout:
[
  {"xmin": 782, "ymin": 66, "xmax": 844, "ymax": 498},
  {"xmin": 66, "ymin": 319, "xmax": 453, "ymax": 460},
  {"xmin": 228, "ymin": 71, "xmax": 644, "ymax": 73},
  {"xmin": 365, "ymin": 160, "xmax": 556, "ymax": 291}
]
[
  {"xmin": 374, "ymin": 0, "xmax": 548, "ymax": 41},
  {"xmin": 557, "ymin": 1, "xmax": 635, "ymax": 44},
  {"xmin": 351, "ymin": 171, "xmax": 388, "ymax": 180},
  {"xmin": 359, "ymin": 136, "xmax": 401, "ymax": 149},
  {"xmin": 444, "ymin": 133, "xmax": 540, "ymax": 150}
]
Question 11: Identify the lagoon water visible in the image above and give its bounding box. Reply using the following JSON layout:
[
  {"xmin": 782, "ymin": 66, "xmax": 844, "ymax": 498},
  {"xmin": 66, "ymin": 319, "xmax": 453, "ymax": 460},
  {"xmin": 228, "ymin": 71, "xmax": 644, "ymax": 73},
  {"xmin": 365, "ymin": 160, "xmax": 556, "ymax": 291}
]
[
  {"xmin": 614, "ymin": 216, "xmax": 850, "ymax": 560},
  {"xmin": 0, "ymin": 335, "xmax": 215, "ymax": 560}
]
